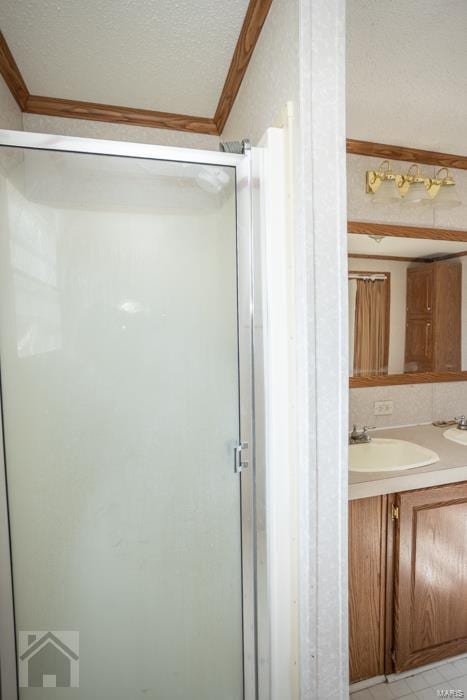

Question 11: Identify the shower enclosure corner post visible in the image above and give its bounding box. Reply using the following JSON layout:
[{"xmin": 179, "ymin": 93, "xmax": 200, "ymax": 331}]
[{"xmin": 236, "ymin": 147, "xmax": 260, "ymax": 700}]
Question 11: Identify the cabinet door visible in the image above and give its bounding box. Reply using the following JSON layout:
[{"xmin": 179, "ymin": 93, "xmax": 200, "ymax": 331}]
[
  {"xmin": 404, "ymin": 318, "xmax": 433, "ymax": 372},
  {"xmin": 406, "ymin": 266, "xmax": 433, "ymax": 316},
  {"xmin": 349, "ymin": 496, "xmax": 388, "ymax": 682},
  {"xmin": 394, "ymin": 482, "xmax": 467, "ymax": 672},
  {"xmin": 433, "ymin": 261, "xmax": 462, "ymax": 372}
]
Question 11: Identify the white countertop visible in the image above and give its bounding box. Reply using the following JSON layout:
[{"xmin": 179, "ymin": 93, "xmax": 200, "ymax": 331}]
[{"xmin": 349, "ymin": 423, "xmax": 467, "ymax": 500}]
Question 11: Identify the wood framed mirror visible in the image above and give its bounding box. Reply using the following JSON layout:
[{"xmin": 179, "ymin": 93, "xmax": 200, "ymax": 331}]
[{"xmin": 348, "ymin": 222, "xmax": 467, "ymax": 388}]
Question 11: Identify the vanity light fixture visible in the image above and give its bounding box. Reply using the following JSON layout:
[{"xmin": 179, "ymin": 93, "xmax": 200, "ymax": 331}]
[{"xmin": 365, "ymin": 161, "xmax": 461, "ymax": 206}]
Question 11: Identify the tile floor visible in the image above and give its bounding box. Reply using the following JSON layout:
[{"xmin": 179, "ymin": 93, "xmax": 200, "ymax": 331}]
[{"xmin": 350, "ymin": 658, "xmax": 467, "ymax": 699}]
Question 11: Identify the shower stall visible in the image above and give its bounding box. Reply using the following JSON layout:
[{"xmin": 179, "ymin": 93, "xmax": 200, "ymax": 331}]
[{"xmin": 0, "ymin": 130, "xmax": 260, "ymax": 699}]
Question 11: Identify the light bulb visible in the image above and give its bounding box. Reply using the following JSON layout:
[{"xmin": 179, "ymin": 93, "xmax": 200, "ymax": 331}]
[
  {"xmin": 433, "ymin": 183, "xmax": 461, "ymax": 209},
  {"xmin": 371, "ymin": 178, "xmax": 399, "ymax": 204},
  {"xmin": 403, "ymin": 180, "xmax": 430, "ymax": 204}
]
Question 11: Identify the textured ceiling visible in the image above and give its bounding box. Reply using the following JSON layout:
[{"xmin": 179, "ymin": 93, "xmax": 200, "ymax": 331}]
[
  {"xmin": 347, "ymin": 0, "xmax": 467, "ymax": 153},
  {"xmin": 0, "ymin": 0, "xmax": 250, "ymax": 116},
  {"xmin": 349, "ymin": 234, "xmax": 467, "ymax": 258}
]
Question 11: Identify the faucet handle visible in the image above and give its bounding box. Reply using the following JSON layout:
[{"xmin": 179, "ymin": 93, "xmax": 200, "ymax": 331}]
[
  {"xmin": 455, "ymin": 415, "xmax": 467, "ymax": 429},
  {"xmin": 362, "ymin": 425, "xmax": 376, "ymax": 432}
]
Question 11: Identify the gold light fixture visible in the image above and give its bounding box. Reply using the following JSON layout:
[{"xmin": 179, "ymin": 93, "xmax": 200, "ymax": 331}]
[
  {"xmin": 365, "ymin": 160, "xmax": 400, "ymax": 203},
  {"xmin": 365, "ymin": 161, "xmax": 461, "ymax": 206},
  {"xmin": 425, "ymin": 168, "xmax": 461, "ymax": 208},
  {"xmin": 396, "ymin": 164, "xmax": 430, "ymax": 203}
]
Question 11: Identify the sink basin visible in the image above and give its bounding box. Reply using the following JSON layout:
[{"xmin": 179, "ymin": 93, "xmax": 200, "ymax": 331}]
[
  {"xmin": 443, "ymin": 427, "xmax": 467, "ymax": 445},
  {"xmin": 349, "ymin": 438, "xmax": 440, "ymax": 472}
]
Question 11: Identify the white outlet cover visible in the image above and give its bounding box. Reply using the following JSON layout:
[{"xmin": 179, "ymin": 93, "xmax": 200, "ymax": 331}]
[{"xmin": 374, "ymin": 400, "xmax": 393, "ymax": 415}]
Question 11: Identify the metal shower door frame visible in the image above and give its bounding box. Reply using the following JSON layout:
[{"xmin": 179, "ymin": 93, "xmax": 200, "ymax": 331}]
[{"xmin": 0, "ymin": 129, "xmax": 260, "ymax": 700}]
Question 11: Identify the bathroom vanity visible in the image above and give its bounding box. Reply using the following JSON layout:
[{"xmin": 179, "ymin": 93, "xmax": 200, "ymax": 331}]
[
  {"xmin": 349, "ymin": 424, "xmax": 467, "ymax": 683},
  {"xmin": 348, "ymin": 224, "xmax": 467, "ymax": 684}
]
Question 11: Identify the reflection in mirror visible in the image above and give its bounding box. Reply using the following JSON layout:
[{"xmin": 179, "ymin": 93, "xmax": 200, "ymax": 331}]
[
  {"xmin": 348, "ymin": 233, "xmax": 467, "ymax": 379},
  {"xmin": 349, "ymin": 272, "xmax": 390, "ymax": 376}
]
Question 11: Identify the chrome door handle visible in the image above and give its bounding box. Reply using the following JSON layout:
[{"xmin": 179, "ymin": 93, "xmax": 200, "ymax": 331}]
[{"xmin": 234, "ymin": 442, "xmax": 249, "ymax": 473}]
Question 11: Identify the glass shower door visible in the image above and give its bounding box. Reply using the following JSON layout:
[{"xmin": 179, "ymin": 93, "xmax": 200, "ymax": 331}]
[{"xmin": 0, "ymin": 145, "xmax": 246, "ymax": 699}]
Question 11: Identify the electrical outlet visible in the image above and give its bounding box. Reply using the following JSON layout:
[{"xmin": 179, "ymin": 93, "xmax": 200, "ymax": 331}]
[{"xmin": 374, "ymin": 400, "xmax": 393, "ymax": 416}]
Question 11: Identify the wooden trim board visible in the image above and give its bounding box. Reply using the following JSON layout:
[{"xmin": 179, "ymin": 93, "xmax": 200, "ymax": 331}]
[
  {"xmin": 24, "ymin": 95, "xmax": 218, "ymax": 135},
  {"xmin": 348, "ymin": 253, "xmax": 420, "ymax": 263},
  {"xmin": 0, "ymin": 31, "xmax": 28, "ymax": 110},
  {"xmin": 346, "ymin": 138, "xmax": 467, "ymax": 171},
  {"xmin": 349, "ymin": 252, "xmax": 467, "ymax": 263},
  {"xmin": 348, "ymin": 221, "xmax": 467, "ymax": 243},
  {"xmin": 350, "ymin": 370, "xmax": 467, "ymax": 388}
]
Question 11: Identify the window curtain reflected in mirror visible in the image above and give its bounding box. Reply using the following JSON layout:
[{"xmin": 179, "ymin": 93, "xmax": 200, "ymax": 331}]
[
  {"xmin": 348, "ymin": 279, "xmax": 357, "ymax": 373},
  {"xmin": 352, "ymin": 276, "xmax": 390, "ymax": 377}
]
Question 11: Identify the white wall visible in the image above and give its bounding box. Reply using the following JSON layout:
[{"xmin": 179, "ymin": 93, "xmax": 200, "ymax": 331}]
[
  {"xmin": 348, "ymin": 153, "xmax": 467, "ymax": 428},
  {"xmin": 350, "ymin": 381, "xmax": 467, "ymax": 429},
  {"xmin": 22, "ymin": 113, "xmax": 219, "ymax": 150},
  {"xmin": 348, "ymin": 257, "xmax": 409, "ymax": 374},
  {"xmin": 0, "ymin": 75, "xmax": 22, "ymax": 131}
]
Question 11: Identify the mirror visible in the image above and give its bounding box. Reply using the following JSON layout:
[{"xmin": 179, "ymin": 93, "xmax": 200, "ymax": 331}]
[{"xmin": 349, "ymin": 232, "xmax": 467, "ymax": 386}]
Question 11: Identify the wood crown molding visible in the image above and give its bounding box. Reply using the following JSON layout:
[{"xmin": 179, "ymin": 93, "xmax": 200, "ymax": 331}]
[
  {"xmin": 0, "ymin": 31, "xmax": 28, "ymax": 110},
  {"xmin": 348, "ymin": 253, "xmax": 422, "ymax": 262},
  {"xmin": 348, "ymin": 221, "xmax": 467, "ymax": 243},
  {"xmin": 0, "ymin": 0, "xmax": 273, "ymax": 136},
  {"xmin": 346, "ymin": 138, "xmax": 467, "ymax": 171},
  {"xmin": 24, "ymin": 95, "xmax": 218, "ymax": 135}
]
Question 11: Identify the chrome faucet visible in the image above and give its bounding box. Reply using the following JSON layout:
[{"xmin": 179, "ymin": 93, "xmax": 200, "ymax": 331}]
[
  {"xmin": 349, "ymin": 425, "xmax": 375, "ymax": 444},
  {"xmin": 455, "ymin": 415, "xmax": 467, "ymax": 430}
]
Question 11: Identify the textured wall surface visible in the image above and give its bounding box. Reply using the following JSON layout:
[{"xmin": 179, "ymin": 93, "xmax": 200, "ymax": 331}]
[
  {"xmin": 350, "ymin": 381, "xmax": 467, "ymax": 429},
  {"xmin": 0, "ymin": 75, "xmax": 22, "ymax": 130},
  {"xmin": 0, "ymin": 0, "xmax": 249, "ymax": 116},
  {"xmin": 221, "ymin": 0, "xmax": 299, "ymax": 145},
  {"xmin": 348, "ymin": 153, "xmax": 467, "ymax": 428},
  {"xmin": 347, "ymin": 0, "xmax": 467, "ymax": 152},
  {"xmin": 22, "ymin": 114, "xmax": 219, "ymax": 151}
]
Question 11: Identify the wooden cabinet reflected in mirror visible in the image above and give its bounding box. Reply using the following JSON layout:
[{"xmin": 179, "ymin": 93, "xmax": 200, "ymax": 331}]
[{"xmin": 349, "ymin": 227, "xmax": 467, "ymax": 387}]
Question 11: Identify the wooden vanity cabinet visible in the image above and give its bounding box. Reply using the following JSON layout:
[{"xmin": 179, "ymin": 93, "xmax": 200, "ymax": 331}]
[
  {"xmin": 394, "ymin": 482, "xmax": 467, "ymax": 672},
  {"xmin": 405, "ymin": 261, "xmax": 461, "ymax": 373},
  {"xmin": 349, "ymin": 496, "xmax": 390, "ymax": 682},
  {"xmin": 349, "ymin": 481, "xmax": 467, "ymax": 683}
]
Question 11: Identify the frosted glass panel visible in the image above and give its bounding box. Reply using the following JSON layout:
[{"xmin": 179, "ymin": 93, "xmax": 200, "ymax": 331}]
[{"xmin": 0, "ymin": 148, "xmax": 243, "ymax": 699}]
